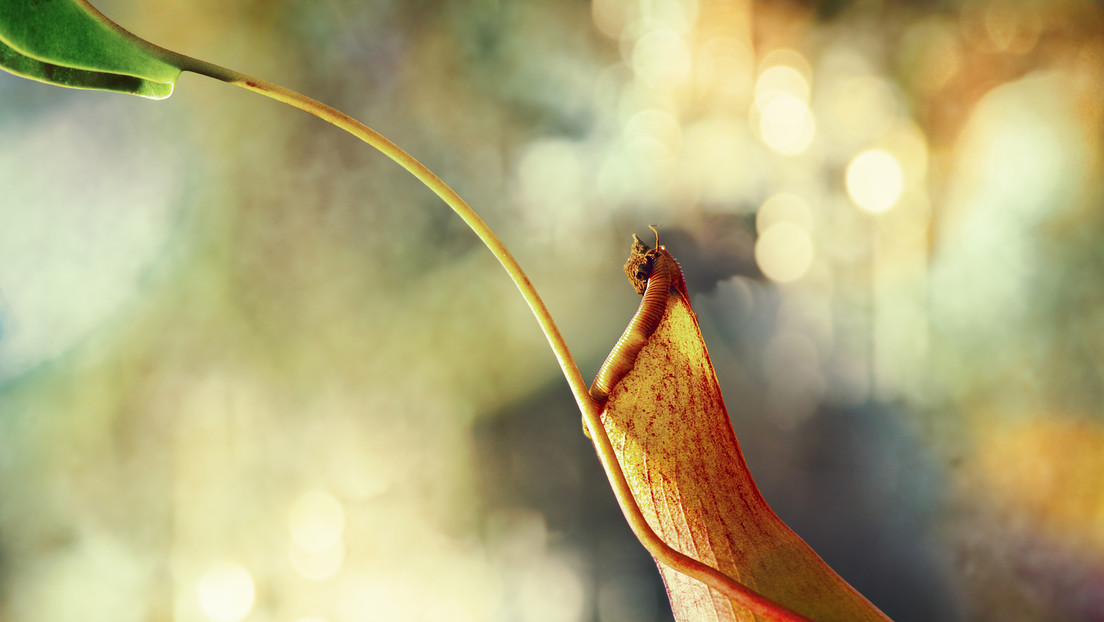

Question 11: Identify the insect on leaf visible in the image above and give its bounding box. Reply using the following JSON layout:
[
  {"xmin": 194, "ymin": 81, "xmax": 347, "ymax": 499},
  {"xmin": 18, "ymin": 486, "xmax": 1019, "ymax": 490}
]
[{"xmin": 0, "ymin": 0, "xmax": 180, "ymax": 98}]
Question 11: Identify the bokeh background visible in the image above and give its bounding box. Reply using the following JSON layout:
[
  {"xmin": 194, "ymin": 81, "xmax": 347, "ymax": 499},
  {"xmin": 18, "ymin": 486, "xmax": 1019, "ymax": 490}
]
[{"xmin": 2, "ymin": 0, "xmax": 1103, "ymax": 620}]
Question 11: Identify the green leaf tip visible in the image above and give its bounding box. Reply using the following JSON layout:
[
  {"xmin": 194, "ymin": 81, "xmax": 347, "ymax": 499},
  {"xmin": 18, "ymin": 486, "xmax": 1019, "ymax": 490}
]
[{"xmin": 0, "ymin": 0, "xmax": 181, "ymax": 99}]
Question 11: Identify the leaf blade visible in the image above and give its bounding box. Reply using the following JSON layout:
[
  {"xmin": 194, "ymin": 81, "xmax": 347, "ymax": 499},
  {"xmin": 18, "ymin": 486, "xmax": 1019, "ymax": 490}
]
[{"xmin": 0, "ymin": 0, "xmax": 179, "ymax": 98}]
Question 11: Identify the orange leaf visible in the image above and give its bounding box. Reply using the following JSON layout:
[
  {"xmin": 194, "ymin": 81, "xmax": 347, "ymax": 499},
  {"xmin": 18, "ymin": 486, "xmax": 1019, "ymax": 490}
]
[{"xmin": 599, "ymin": 287, "xmax": 891, "ymax": 621}]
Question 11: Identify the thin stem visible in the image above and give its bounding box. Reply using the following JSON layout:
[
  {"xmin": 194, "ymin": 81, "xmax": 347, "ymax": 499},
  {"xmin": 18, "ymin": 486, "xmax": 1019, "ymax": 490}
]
[
  {"xmin": 168, "ymin": 59, "xmax": 588, "ymax": 407},
  {"xmin": 79, "ymin": 2, "xmax": 810, "ymax": 611},
  {"xmin": 165, "ymin": 56, "xmax": 811, "ymax": 622}
]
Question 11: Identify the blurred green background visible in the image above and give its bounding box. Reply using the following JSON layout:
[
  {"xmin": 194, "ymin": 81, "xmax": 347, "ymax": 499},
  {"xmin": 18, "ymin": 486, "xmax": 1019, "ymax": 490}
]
[{"xmin": 2, "ymin": 0, "xmax": 1103, "ymax": 620}]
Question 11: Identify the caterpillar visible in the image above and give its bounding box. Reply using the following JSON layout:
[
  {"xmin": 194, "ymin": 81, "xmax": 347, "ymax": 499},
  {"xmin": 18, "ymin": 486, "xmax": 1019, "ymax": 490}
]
[{"xmin": 590, "ymin": 227, "xmax": 688, "ymax": 404}]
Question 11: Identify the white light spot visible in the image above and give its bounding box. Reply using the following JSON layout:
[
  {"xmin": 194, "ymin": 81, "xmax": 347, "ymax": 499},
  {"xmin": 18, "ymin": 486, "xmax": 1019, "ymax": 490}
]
[
  {"xmin": 759, "ymin": 49, "xmax": 813, "ymax": 83},
  {"xmin": 290, "ymin": 539, "xmax": 345, "ymax": 581},
  {"xmin": 336, "ymin": 573, "xmax": 412, "ymax": 622},
  {"xmin": 846, "ymin": 149, "xmax": 904, "ymax": 213},
  {"xmin": 289, "ymin": 490, "xmax": 346, "ymax": 552},
  {"xmin": 756, "ymin": 193, "xmax": 814, "ymax": 235},
  {"xmin": 757, "ymin": 94, "xmax": 815, "ymax": 155},
  {"xmin": 755, "ymin": 65, "xmax": 810, "ymax": 104},
  {"xmin": 646, "ymin": 0, "xmax": 700, "ymax": 34},
  {"xmin": 632, "ymin": 26, "xmax": 692, "ymax": 90},
  {"xmin": 755, "ymin": 222, "xmax": 814, "ymax": 283},
  {"xmin": 196, "ymin": 563, "xmax": 255, "ymax": 622}
]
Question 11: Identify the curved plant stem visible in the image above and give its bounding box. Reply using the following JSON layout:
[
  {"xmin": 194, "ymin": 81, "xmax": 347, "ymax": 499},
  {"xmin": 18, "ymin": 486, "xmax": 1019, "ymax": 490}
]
[
  {"xmin": 75, "ymin": 2, "xmax": 811, "ymax": 615},
  {"xmin": 168, "ymin": 58, "xmax": 814, "ymax": 622}
]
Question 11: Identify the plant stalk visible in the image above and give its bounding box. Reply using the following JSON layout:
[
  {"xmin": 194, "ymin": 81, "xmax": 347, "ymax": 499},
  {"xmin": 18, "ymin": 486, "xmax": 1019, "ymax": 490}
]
[
  {"xmin": 75, "ymin": 2, "xmax": 812, "ymax": 612},
  {"xmin": 169, "ymin": 57, "xmax": 811, "ymax": 622}
]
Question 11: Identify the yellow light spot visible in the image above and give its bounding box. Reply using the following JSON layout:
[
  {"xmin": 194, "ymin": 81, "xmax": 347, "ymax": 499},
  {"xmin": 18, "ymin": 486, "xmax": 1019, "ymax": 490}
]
[
  {"xmin": 817, "ymin": 69, "xmax": 901, "ymax": 151},
  {"xmin": 750, "ymin": 57, "xmax": 815, "ymax": 155},
  {"xmin": 336, "ymin": 573, "xmax": 412, "ymax": 622},
  {"xmin": 758, "ymin": 49, "xmax": 813, "ymax": 83},
  {"xmin": 756, "ymin": 193, "xmax": 813, "ymax": 235},
  {"xmin": 632, "ymin": 26, "xmax": 692, "ymax": 90},
  {"xmin": 196, "ymin": 563, "xmax": 255, "ymax": 622},
  {"xmin": 643, "ymin": 0, "xmax": 699, "ymax": 34},
  {"xmin": 755, "ymin": 222, "xmax": 814, "ymax": 283},
  {"xmin": 694, "ymin": 36, "xmax": 755, "ymax": 107},
  {"xmin": 846, "ymin": 149, "xmax": 904, "ymax": 213},
  {"xmin": 757, "ymin": 94, "xmax": 815, "ymax": 155},
  {"xmin": 289, "ymin": 490, "xmax": 346, "ymax": 552},
  {"xmin": 754, "ymin": 65, "xmax": 810, "ymax": 105},
  {"xmin": 290, "ymin": 539, "xmax": 345, "ymax": 581}
]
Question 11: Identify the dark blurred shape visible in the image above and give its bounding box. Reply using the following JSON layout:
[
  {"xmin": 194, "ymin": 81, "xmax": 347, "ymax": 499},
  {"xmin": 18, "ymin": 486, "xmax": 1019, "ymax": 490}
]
[
  {"xmin": 761, "ymin": 401, "xmax": 964, "ymax": 621},
  {"xmin": 475, "ymin": 382, "xmax": 674, "ymax": 622},
  {"xmin": 647, "ymin": 213, "xmax": 762, "ymax": 295},
  {"xmin": 813, "ymin": 0, "xmax": 854, "ymax": 22}
]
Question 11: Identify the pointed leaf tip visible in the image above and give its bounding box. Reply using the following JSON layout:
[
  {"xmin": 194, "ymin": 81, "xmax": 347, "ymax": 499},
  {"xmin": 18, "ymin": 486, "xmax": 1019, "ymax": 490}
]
[{"xmin": 0, "ymin": 0, "xmax": 180, "ymax": 98}]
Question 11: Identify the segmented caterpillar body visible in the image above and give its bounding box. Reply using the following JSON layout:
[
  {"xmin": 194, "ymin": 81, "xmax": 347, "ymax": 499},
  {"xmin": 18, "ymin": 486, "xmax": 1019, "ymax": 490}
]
[{"xmin": 590, "ymin": 230, "xmax": 687, "ymax": 403}]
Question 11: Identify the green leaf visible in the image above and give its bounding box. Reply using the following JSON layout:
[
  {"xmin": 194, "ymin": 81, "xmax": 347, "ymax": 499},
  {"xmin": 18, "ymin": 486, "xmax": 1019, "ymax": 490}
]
[{"xmin": 0, "ymin": 0, "xmax": 180, "ymax": 98}]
